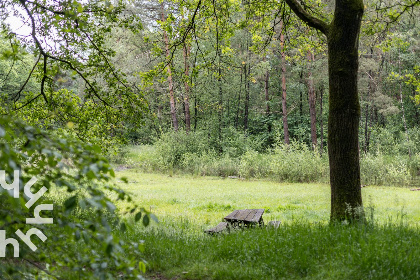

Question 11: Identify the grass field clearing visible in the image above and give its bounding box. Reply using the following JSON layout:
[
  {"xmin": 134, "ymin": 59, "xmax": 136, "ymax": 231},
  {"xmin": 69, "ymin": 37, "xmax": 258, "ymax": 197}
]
[{"xmin": 113, "ymin": 170, "xmax": 420, "ymax": 280}]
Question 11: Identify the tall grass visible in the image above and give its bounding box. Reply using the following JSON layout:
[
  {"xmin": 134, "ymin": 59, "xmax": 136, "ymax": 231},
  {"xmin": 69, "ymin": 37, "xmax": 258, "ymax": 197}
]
[
  {"xmin": 118, "ymin": 220, "xmax": 420, "ymax": 280},
  {"xmin": 112, "ymin": 170, "xmax": 420, "ymax": 279},
  {"xmin": 117, "ymin": 129, "xmax": 420, "ymax": 186}
]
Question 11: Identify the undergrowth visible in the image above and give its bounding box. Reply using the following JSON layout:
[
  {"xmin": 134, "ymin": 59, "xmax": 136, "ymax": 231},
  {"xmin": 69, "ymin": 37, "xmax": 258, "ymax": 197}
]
[{"xmin": 120, "ymin": 132, "xmax": 420, "ymax": 186}]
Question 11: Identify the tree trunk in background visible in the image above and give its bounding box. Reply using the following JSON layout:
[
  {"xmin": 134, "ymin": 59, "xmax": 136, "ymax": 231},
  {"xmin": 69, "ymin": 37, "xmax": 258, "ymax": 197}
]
[
  {"xmin": 218, "ymin": 56, "xmax": 223, "ymax": 153},
  {"xmin": 307, "ymin": 50, "xmax": 317, "ymax": 150},
  {"xmin": 264, "ymin": 57, "xmax": 271, "ymax": 135},
  {"xmin": 183, "ymin": 43, "xmax": 191, "ymax": 134},
  {"xmin": 243, "ymin": 71, "xmax": 249, "ymax": 130},
  {"xmin": 244, "ymin": 38, "xmax": 250, "ymax": 131},
  {"xmin": 235, "ymin": 66, "xmax": 243, "ymax": 129},
  {"xmin": 161, "ymin": 5, "xmax": 178, "ymax": 131},
  {"xmin": 194, "ymin": 93, "xmax": 198, "ymax": 131},
  {"xmin": 319, "ymin": 84, "xmax": 324, "ymax": 153},
  {"xmin": 299, "ymin": 70, "xmax": 304, "ymax": 124},
  {"xmin": 364, "ymin": 69, "xmax": 372, "ymax": 153},
  {"xmin": 280, "ymin": 21, "xmax": 290, "ymax": 145},
  {"xmin": 398, "ymin": 49, "xmax": 411, "ymax": 159}
]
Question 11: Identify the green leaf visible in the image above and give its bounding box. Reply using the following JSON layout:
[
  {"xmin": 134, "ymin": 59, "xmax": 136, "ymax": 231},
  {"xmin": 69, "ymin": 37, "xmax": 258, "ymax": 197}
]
[
  {"xmin": 75, "ymin": 230, "xmax": 81, "ymax": 241},
  {"xmin": 142, "ymin": 215, "xmax": 150, "ymax": 227},
  {"xmin": 139, "ymin": 261, "xmax": 146, "ymax": 273},
  {"xmin": 135, "ymin": 212, "xmax": 142, "ymax": 222},
  {"xmin": 106, "ymin": 243, "xmax": 113, "ymax": 255},
  {"xmin": 64, "ymin": 196, "xmax": 77, "ymax": 211},
  {"xmin": 77, "ymin": 3, "xmax": 83, "ymax": 13}
]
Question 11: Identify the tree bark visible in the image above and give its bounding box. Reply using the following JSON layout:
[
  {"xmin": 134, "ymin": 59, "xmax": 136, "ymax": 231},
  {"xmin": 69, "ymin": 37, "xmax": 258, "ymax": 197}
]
[
  {"xmin": 327, "ymin": 1, "xmax": 364, "ymax": 221},
  {"xmin": 235, "ymin": 65, "xmax": 243, "ymax": 129},
  {"xmin": 244, "ymin": 39, "xmax": 250, "ymax": 131},
  {"xmin": 319, "ymin": 84, "xmax": 324, "ymax": 153},
  {"xmin": 307, "ymin": 50, "xmax": 317, "ymax": 150},
  {"xmin": 218, "ymin": 56, "xmax": 223, "ymax": 153},
  {"xmin": 183, "ymin": 43, "xmax": 192, "ymax": 133},
  {"xmin": 161, "ymin": 5, "xmax": 178, "ymax": 131},
  {"xmin": 398, "ymin": 49, "xmax": 411, "ymax": 159},
  {"xmin": 285, "ymin": 0, "xmax": 364, "ymax": 221},
  {"xmin": 264, "ymin": 57, "xmax": 271, "ymax": 135},
  {"xmin": 280, "ymin": 21, "xmax": 290, "ymax": 145}
]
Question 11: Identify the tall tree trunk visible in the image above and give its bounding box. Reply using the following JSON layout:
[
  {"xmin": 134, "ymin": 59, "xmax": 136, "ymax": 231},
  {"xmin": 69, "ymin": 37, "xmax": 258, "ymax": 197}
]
[
  {"xmin": 183, "ymin": 43, "xmax": 192, "ymax": 134},
  {"xmin": 244, "ymin": 38, "xmax": 250, "ymax": 131},
  {"xmin": 280, "ymin": 21, "xmax": 290, "ymax": 145},
  {"xmin": 235, "ymin": 65, "xmax": 243, "ymax": 129},
  {"xmin": 264, "ymin": 57, "xmax": 271, "ymax": 135},
  {"xmin": 307, "ymin": 50, "xmax": 317, "ymax": 150},
  {"xmin": 286, "ymin": 0, "xmax": 365, "ymax": 222},
  {"xmin": 327, "ymin": 2, "xmax": 364, "ymax": 221},
  {"xmin": 364, "ymin": 69, "xmax": 373, "ymax": 153},
  {"xmin": 161, "ymin": 5, "xmax": 178, "ymax": 131},
  {"xmin": 299, "ymin": 70, "xmax": 304, "ymax": 124},
  {"xmin": 398, "ymin": 49, "xmax": 411, "ymax": 159},
  {"xmin": 194, "ymin": 92, "xmax": 198, "ymax": 131},
  {"xmin": 319, "ymin": 84, "xmax": 324, "ymax": 153},
  {"xmin": 218, "ymin": 56, "xmax": 223, "ymax": 153}
]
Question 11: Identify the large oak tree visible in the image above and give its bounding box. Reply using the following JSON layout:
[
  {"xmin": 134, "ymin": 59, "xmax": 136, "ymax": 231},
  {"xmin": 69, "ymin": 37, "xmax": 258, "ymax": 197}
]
[{"xmin": 284, "ymin": 0, "xmax": 365, "ymax": 221}]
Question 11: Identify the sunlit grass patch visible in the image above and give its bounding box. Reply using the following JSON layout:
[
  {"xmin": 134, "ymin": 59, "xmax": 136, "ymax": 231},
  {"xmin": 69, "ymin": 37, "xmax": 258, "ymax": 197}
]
[{"xmin": 113, "ymin": 170, "xmax": 420, "ymax": 279}]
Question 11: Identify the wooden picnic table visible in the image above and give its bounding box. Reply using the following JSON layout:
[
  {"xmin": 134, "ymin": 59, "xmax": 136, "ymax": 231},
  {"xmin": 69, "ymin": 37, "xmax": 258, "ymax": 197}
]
[
  {"xmin": 205, "ymin": 209, "xmax": 265, "ymax": 234},
  {"xmin": 224, "ymin": 209, "xmax": 265, "ymax": 226}
]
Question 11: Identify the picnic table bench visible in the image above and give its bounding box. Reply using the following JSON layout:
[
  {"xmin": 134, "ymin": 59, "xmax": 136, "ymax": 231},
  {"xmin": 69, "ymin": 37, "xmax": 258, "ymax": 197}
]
[{"xmin": 205, "ymin": 209, "xmax": 265, "ymax": 234}]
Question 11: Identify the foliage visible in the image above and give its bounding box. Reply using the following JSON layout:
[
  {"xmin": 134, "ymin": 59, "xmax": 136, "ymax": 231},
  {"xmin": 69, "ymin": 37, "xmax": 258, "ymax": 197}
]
[
  {"xmin": 0, "ymin": 0, "xmax": 148, "ymax": 147},
  {"xmin": 127, "ymin": 127, "xmax": 420, "ymax": 186},
  {"xmin": 14, "ymin": 88, "xmax": 126, "ymax": 152},
  {"xmin": 0, "ymin": 116, "xmax": 152, "ymax": 279}
]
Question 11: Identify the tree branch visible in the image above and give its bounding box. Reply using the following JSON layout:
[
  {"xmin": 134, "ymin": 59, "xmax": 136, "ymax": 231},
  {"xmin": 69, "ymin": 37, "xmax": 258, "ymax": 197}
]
[
  {"xmin": 284, "ymin": 0, "xmax": 329, "ymax": 35},
  {"xmin": 12, "ymin": 53, "xmax": 41, "ymax": 102}
]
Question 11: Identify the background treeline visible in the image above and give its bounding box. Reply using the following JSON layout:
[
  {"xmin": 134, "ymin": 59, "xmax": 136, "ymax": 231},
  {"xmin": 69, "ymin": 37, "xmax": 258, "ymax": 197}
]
[{"xmin": 1, "ymin": 0, "xmax": 419, "ymax": 185}]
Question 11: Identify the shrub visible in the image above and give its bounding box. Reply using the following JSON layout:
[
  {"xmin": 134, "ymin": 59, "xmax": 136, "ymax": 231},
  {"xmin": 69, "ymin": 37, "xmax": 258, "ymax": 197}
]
[
  {"xmin": 360, "ymin": 153, "xmax": 412, "ymax": 186},
  {"xmin": 269, "ymin": 142, "xmax": 328, "ymax": 183},
  {"xmin": 154, "ymin": 130, "xmax": 210, "ymax": 168},
  {"xmin": 239, "ymin": 150, "xmax": 270, "ymax": 179}
]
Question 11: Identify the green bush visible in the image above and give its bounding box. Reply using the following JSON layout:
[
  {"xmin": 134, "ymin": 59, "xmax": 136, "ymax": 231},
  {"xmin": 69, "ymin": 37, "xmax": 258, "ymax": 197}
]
[
  {"xmin": 239, "ymin": 150, "xmax": 270, "ymax": 179},
  {"xmin": 269, "ymin": 142, "xmax": 328, "ymax": 183},
  {"xmin": 369, "ymin": 127, "xmax": 420, "ymax": 156},
  {"xmin": 360, "ymin": 153, "xmax": 413, "ymax": 186},
  {"xmin": 154, "ymin": 130, "xmax": 211, "ymax": 168},
  {"xmin": 125, "ymin": 128, "xmax": 420, "ymax": 186}
]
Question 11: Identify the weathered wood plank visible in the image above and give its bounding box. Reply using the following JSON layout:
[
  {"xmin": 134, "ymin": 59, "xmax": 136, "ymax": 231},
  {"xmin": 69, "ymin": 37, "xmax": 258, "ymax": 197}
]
[
  {"xmin": 243, "ymin": 209, "xmax": 258, "ymax": 222},
  {"xmin": 235, "ymin": 209, "xmax": 252, "ymax": 221},
  {"xmin": 205, "ymin": 222, "xmax": 229, "ymax": 234},
  {"xmin": 249, "ymin": 209, "xmax": 264, "ymax": 223},
  {"xmin": 224, "ymin": 210, "xmax": 240, "ymax": 221}
]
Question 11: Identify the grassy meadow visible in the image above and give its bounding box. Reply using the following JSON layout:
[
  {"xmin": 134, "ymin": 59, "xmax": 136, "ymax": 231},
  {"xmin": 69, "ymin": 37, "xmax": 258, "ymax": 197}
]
[{"xmin": 113, "ymin": 170, "xmax": 420, "ymax": 280}]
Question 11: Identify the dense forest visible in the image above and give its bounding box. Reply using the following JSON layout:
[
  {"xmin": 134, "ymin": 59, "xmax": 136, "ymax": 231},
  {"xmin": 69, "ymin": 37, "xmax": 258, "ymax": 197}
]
[
  {"xmin": 1, "ymin": 0, "xmax": 420, "ymax": 279},
  {"xmin": 1, "ymin": 0, "xmax": 419, "ymax": 150}
]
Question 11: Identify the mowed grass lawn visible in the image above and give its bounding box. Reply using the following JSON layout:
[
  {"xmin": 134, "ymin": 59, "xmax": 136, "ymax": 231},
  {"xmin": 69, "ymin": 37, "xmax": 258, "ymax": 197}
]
[{"xmin": 115, "ymin": 170, "xmax": 420, "ymax": 280}]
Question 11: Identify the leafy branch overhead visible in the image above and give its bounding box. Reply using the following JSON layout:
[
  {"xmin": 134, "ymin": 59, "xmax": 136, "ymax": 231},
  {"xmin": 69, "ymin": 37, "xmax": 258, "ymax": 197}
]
[{"xmin": 1, "ymin": 0, "xmax": 147, "ymax": 122}]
